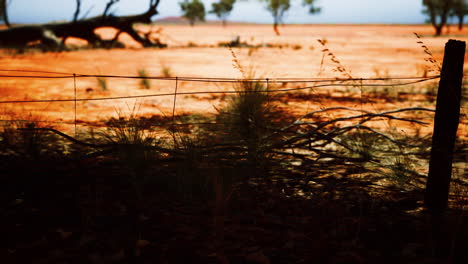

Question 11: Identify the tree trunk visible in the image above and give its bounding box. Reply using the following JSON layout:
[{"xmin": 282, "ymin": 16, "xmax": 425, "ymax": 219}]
[
  {"xmin": 2, "ymin": 5, "xmax": 10, "ymax": 28},
  {"xmin": 458, "ymin": 15, "xmax": 464, "ymax": 31},
  {"xmin": 273, "ymin": 18, "xmax": 280, "ymax": 36},
  {"xmin": 427, "ymin": 2, "xmax": 451, "ymax": 36},
  {"xmin": 435, "ymin": 24, "xmax": 443, "ymax": 36}
]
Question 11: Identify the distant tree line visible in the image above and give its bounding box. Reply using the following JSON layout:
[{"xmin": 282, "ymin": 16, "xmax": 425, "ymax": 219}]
[
  {"xmin": 178, "ymin": 0, "xmax": 466, "ymax": 36},
  {"xmin": 179, "ymin": 0, "xmax": 320, "ymax": 35},
  {"xmin": 0, "ymin": 0, "xmax": 466, "ymax": 48},
  {"xmin": 0, "ymin": 0, "xmax": 320, "ymax": 36},
  {"xmin": 422, "ymin": 0, "xmax": 468, "ymax": 36}
]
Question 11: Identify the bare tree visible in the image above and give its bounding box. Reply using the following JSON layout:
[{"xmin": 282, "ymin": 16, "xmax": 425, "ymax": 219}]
[
  {"xmin": 102, "ymin": 0, "xmax": 120, "ymax": 18},
  {"xmin": 73, "ymin": 0, "xmax": 81, "ymax": 22}
]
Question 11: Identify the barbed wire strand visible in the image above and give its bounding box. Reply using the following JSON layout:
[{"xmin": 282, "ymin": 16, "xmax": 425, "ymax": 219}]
[
  {"xmin": 0, "ymin": 68, "xmax": 439, "ymax": 77},
  {"xmin": 0, "ymin": 74, "xmax": 440, "ymax": 83},
  {"xmin": 0, "ymin": 76, "xmax": 440, "ymax": 105},
  {"xmin": 0, "ymin": 70, "xmax": 442, "ymax": 83},
  {"xmin": 0, "ymin": 69, "xmax": 75, "ymax": 75}
]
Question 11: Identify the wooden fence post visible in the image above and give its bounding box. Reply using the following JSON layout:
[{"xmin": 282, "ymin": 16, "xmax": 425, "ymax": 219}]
[{"xmin": 424, "ymin": 39, "xmax": 465, "ymax": 213}]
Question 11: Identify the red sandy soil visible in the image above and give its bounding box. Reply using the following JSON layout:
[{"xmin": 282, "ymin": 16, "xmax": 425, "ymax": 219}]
[{"xmin": 0, "ymin": 24, "xmax": 466, "ymax": 137}]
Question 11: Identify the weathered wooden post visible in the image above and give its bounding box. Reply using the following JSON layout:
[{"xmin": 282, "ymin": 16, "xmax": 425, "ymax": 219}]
[
  {"xmin": 424, "ymin": 39, "xmax": 465, "ymax": 260},
  {"xmin": 425, "ymin": 39, "xmax": 465, "ymax": 213}
]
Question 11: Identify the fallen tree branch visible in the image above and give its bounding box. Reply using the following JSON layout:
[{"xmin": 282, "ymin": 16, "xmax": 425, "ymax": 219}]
[{"xmin": 0, "ymin": 0, "xmax": 165, "ymax": 50}]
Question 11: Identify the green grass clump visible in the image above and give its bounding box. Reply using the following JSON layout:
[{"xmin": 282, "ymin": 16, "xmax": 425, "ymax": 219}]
[
  {"xmin": 0, "ymin": 118, "xmax": 65, "ymax": 159},
  {"xmin": 101, "ymin": 105, "xmax": 159, "ymax": 172},
  {"xmin": 218, "ymin": 76, "xmax": 276, "ymax": 167},
  {"xmin": 217, "ymin": 48, "xmax": 282, "ymax": 174},
  {"xmin": 161, "ymin": 65, "xmax": 173, "ymax": 78},
  {"xmin": 100, "ymin": 105, "xmax": 162, "ymax": 207},
  {"xmin": 387, "ymin": 156, "xmax": 415, "ymax": 186},
  {"xmin": 97, "ymin": 76, "xmax": 108, "ymax": 91},
  {"xmin": 340, "ymin": 130, "xmax": 379, "ymax": 162},
  {"xmin": 138, "ymin": 68, "xmax": 151, "ymax": 89},
  {"xmin": 171, "ymin": 133, "xmax": 211, "ymax": 200},
  {"xmin": 103, "ymin": 108, "xmax": 155, "ymax": 147}
]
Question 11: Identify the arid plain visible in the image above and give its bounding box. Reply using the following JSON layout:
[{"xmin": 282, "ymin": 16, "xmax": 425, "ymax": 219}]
[
  {"xmin": 1, "ymin": 24, "xmax": 468, "ymax": 264},
  {"xmin": 0, "ymin": 24, "xmax": 467, "ymax": 138}
]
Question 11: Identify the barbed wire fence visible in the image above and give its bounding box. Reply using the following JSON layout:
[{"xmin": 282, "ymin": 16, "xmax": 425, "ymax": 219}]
[
  {"xmin": 0, "ymin": 68, "xmax": 454, "ymax": 134},
  {"xmin": 0, "ymin": 45, "xmax": 466, "ymax": 214}
]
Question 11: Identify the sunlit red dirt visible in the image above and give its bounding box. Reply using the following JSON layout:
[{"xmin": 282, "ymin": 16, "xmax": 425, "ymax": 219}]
[
  {"xmin": 0, "ymin": 24, "xmax": 467, "ymax": 138},
  {"xmin": 1, "ymin": 25, "xmax": 468, "ymax": 264}
]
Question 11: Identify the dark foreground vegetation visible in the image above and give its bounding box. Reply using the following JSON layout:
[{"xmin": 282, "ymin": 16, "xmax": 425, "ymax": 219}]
[
  {"xmin": 1, "ymin": 39, "xmax": 467, "ymax": 263},
  {"xmin": 0, "ymin": 79, "xmax": 467, "ymax": 264}
]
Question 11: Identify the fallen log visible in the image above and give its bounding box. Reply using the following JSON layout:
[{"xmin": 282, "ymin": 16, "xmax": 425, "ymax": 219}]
[{"xmin": 0, "ymin": 0, "xmax": 165, "ymax": 50}]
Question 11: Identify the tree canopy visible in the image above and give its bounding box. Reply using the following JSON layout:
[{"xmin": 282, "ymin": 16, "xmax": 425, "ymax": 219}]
[
  {"xmin": 259, "ymin": 0, "xmax": 320, "ymax": 35},
  {"xmin": 303, "ymin": 0, "xmax": 321, "ymax": 14},
  {"xmin": 450, "ymin": 0, "xmax": 468, "ymax": 30},
  {"xmin": 180, "ymin": 0, "xmax": 206, "ymax": 26},
  {"xmin": 422, "ymin": 0, "xmax": 455, "ymax": 36},
  {"xmin": 210, "ymin": 0, "xmax": 236, "ymax": 27}
]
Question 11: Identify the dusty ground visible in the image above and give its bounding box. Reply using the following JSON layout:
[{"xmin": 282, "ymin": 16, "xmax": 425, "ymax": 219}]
[{"xmin": 0, "ymin": 24, "xmax": 466, "ymax": 137}]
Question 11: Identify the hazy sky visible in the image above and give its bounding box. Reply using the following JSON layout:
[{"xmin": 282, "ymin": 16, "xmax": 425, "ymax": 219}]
[{"xmin": 7, "ymin": 0, "xmax": 427, "ymax": 24}]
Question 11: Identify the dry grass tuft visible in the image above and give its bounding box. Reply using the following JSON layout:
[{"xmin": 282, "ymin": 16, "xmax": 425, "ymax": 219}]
[
  {"xmin": 317, "ymin": 39, "xmax": 353, "ymax": 79},
  {"xmin": 414, "ymin": 32, "xmax": 441, "ymax": 75}
]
